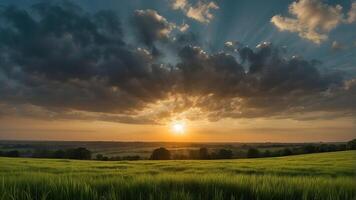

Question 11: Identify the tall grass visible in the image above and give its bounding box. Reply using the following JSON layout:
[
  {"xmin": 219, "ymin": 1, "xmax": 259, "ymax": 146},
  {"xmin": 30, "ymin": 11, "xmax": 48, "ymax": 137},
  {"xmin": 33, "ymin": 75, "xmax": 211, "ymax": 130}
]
[
  {"xmin": 1, "ymin": 174, "xmax": 354, "ymax": 200},
  {"xmin": 0, "ymin": 151, "xmax": 355, "ymax": 200}
]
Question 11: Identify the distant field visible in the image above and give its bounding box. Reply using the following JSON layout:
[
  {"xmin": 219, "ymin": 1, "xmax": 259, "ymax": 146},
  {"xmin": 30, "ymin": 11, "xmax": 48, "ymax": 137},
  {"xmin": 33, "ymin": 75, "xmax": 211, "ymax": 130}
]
[
  {"xmin": 0, "ymin": 140, "xmax": 334, "ymax": 158},
  {"xmin": 0, "ymin": 151, "xmax": 355, "ymax": 200}
]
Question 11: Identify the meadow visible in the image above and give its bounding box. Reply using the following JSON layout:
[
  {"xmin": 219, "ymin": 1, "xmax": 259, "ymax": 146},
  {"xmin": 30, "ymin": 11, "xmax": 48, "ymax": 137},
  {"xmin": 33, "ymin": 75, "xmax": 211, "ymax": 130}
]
[{"xmin": 0, "ymin": 150, "xmax": 355, "ymax": 200}]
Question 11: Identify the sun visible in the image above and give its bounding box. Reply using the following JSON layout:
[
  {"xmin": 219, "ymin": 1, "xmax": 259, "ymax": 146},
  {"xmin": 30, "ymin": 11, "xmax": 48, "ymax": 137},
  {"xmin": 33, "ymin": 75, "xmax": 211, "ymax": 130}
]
[{"xmin": 170, "ymin": 121, "xmax": 186, "ymax": 135}]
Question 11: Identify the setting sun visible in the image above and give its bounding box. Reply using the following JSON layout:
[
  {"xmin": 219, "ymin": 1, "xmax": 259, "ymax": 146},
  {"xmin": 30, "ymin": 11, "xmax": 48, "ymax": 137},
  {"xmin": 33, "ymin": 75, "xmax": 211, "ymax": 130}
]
[{"xmin": 171, "ymin": 121, "xmax": 186, "ymax": 135}]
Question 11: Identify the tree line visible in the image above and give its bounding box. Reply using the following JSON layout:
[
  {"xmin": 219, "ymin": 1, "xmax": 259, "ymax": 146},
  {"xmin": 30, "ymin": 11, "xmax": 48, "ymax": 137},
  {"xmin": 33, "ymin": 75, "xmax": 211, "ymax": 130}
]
[
  {"xmin": 149, "ymin": 139, "xmax": 356, "ymax": 160},
  {"xmin": 0, "ymin": 147, "xmax": 91, "ymax": 160},
  {"xmin": 0, "ymin": 139, "xmax": 355, "ymax": 160}
]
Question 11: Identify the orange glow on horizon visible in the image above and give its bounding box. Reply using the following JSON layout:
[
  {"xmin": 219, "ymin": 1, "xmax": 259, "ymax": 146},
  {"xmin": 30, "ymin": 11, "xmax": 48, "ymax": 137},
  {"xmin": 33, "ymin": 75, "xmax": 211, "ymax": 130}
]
[{"xmin": 0, "ymin": 117, "xmax": 354, "ymax": 143}]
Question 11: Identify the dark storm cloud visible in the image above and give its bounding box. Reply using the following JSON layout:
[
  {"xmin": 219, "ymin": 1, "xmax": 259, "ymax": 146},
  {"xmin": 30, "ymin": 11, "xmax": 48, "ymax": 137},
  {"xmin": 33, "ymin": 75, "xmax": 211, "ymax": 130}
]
[
  {"xmin": 0, "ymin": 3, "xmax": 123, "ymax": 81},
  {"xmin": 131, "ymin": 9, "xmax": 173, "ymax": 46},
  {"xmin": 176, "ymin": 43, "xmax": 342, "ymax": 98},
  {"xmin": 0, "ymin": 2, "xmax": 353, "ymax": 124},
  {"xmin": 302, "ymin": 79, "xmax": 356, "ymax": 115},
  {"xmin": 172, "ymin": 43, "xmax": 351, "ymax": 121},
  {"xmin": 238, "ymin": 43, "xmax": 342, "ymax": 96},
  {"xmin": 175, "ymin": 32, "xmax": 201, "ymax": 47},
  {"xmin": 0, "ymin": 2, "xmax": 175, "ymax": 119},
  {"xmin": 176, "ymin": 45, "xmax": 245, "ymax": 97}
]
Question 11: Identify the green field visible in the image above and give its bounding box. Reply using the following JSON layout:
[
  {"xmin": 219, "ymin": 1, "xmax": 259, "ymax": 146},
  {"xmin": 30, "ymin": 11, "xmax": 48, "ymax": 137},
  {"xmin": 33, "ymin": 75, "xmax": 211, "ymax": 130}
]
[{"xmin": 0, "ymin": 151, "xmax": 355, "ymax": 200}]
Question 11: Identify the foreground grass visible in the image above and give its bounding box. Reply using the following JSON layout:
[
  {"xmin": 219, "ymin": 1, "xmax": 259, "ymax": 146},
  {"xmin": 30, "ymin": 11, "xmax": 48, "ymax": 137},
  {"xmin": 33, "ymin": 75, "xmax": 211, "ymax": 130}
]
[{"xmin": 0, "ymin": 151, "xmax": 355, "ymax": 200}]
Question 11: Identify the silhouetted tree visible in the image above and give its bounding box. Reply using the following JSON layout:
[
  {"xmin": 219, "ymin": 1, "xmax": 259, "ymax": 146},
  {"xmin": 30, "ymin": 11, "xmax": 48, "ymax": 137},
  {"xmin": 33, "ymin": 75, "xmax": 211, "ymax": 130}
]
[
  {"xmin": 199, "ymin": 147, "xmax": 209, "ymax": 159},
  {"xmin": 303, "ymin": 145, "xmax": 317, "ymax": 154},
  {"xmin": 336, "ymin": 144, "xmax": 347, "ymax": 151},
  {"xmin": 53, "ymin": 150, "xmax": 65, "ymax": 158},
  {"xmin": 217, "ymin": 149, "xmax": 233, "ymax": 159},
  {"xmin": 65, "ymin": 147, "xmax": 91, "ymax": 160},
  {"xmin": 282, "ymin": 148, "xmax": 292, "ymax": 156},
  {"xmin": 318, "ymin": 144, "xmax": 329, "ymax": 152},
  {"xmin": 33, "ymin": 149, "xmax": 52, "ymax": 158},
  {"xmin": 188, "ymin": 150, "xmax": 199, "ymax": 159},
  {"xmin": 247, "ymin": 148, "xmax": 260, "ymax": 158},
  {"xmin": 326, "ymin": 144, "xmax": 337, "ymax": 152},
  {"xmin": 150, "ymin": 147, "xmax": 171, "ymax": 160},
  {"xmin": 263, "ymin": 150, "xmax": 271, "ymax": 157},
  {"xmin": 4, "ymin": 150, "xmax": 20, "ymax": 157},
  {"xmin": 96, "ymin": 154, "xmax": 104, "ymax": 160},
  {"xmin": 348, "ymin": 139, "xmax": 356, "ymax": 150}
]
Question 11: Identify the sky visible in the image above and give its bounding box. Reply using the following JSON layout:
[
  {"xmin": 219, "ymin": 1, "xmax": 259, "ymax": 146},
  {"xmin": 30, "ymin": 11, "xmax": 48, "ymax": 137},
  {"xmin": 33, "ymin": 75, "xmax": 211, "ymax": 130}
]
[{"xmin": 0, "ymin": 0, "xmax": 355, "ymax": 142}]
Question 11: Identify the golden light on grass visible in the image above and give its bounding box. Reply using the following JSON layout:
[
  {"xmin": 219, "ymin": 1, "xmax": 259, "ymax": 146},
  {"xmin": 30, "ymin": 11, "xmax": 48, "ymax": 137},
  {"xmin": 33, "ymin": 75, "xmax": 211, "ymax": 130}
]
[{"xmin": 170, "ymin": 121, "xmax": 186, "ymax": 135}]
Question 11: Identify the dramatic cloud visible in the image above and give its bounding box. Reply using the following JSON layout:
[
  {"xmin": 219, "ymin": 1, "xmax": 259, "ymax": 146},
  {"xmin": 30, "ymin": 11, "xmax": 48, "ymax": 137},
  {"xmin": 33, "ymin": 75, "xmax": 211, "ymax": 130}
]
[
  {"xmin": 238, "ymin": 43, "xmax": 338, "ymax": 93},
  {"xmin": 347, "ymin": 2, "xmax": 356, "ymax": 23},
  {"xmin": 176, "ymin": 46, "xmax": 245, "ymax": 97},
  {"xmin": 171, "ymin": 0, "xmax": 219, "ymax": 23},
  {"xmin": 131, "ymin": 9, "xmax": 190, "ymax": 56},
  {"xmin": 168, "ymin": 43, "xmax": 347, "ymax": 121},
  {"xmin": 178, "ymin": 22, "xmax": 190, "ymax": 32},
  {"xmin": 132, "ymin": 9, "xmax": 174, "ymax": 46},
  {"xmin": 0, "ymin": 2, "xmax": 176, "ymax": 123},
  {"xmin": 224, "ymin": 41, "xmax": 240, "ymax": 52},
  {"xmin": 271, "ymin": 0, "xmax": 355, "ymax": 44},
  {"xmin": 0, "ymin": 2, "xmax": 353, "ymax": 124},
  {"xmin": 172, "ymin": 0, "xmax": 187, "ymax": 10}
]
